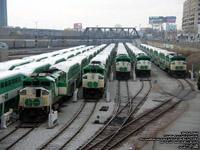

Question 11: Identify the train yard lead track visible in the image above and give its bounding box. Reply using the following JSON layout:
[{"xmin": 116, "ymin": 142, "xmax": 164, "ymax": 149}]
[
  {"xmin": 99, "ymin": 79, "xmax": 194, "ymax": 150},
  {"xmin": 80, "ymin": 79, "xmax": 152, "ymax": 150},
  {"xmin": 39, "ymin": 101, "xmax": 97, "ymax": 150},
  {"xmin": 0, "ymin": 123, "xmax": 41, "ymax": 150}
]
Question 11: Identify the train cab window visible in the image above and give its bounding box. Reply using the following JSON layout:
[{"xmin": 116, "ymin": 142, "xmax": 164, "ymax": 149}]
[
  {"xmin": 91, "ymin": 69, "xmax": 96, "ymax": 73},
  {"xmin": 23, "ymin": 81, "xmax": 32, "ymax": 86},
  {"xmin": 41, "ymin": 81, "xmax": 50, "ymax": 87},
  {"xmin": 33, "ymin": 81, "xmax": 40, "ymax": 86},
  {"xmin": 12, "ymin": 79, "xmax": 15, "ymax": 84},
  {"xmin": 36, "ymin": 89, "xmax": 41, "ymax": 97},
  {"xmin": 97, "ymin": 70, "xmax": 103, "ymax": 74},
  {"xmin": 1, "ymin": 82, "xmax": 4, "ymax": 88},
  {"xmin": 84, "ymin": 69, "xmax": 90, "ymax": 74}
]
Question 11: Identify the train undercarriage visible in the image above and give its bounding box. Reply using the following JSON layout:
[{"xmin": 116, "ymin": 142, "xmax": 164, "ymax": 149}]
[
  {"xmin": 83, "ymin": 88, "xmax": 104, "ymax": 99},
  {"xmin": 169, "ymin": 70, "xmax": 187, "ymax": 78},
  {"xmin": 19, "ymin": 107, "xmax": 49, "ymax": 122},
  {"xmin": 136, "ymin": 70, "xmax": 151, "ymax": 77},
  {"xmin": 116, "ymin": 72, "xmax": 130, "ymax": 80}
]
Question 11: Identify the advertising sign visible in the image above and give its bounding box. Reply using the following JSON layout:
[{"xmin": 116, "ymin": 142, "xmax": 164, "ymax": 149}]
[
  {"xmin": 149, "ymin": 16, "xmax": 164, "ymax": 24},
  {"xmin": 74, "ymin": 23, "xmax": 82, "ymax": 29},
  {"xmin": 165, "ymin": 16, "xmax": 176, "ymax": 23}
]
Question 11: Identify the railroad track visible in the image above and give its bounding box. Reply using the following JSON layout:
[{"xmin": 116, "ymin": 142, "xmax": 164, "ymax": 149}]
[
  {"xmin": 0, "ymin": 123, "xmax": 41, "ymax": 150},
  {"xmin": 39, "ymin": 101, "xmax": 97, "ymax": 150},
  {"xmin": 95, "ymin": 78, "xmax": 194, "ymax": 150},
  {"xmin": 79, "ymin": 79, "xmax": 152, "ymax": 150}
]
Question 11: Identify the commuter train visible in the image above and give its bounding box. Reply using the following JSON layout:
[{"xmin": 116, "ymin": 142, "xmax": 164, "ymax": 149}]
[
  {"xmin": 0, "ymin": 45, "xmax": 98, "ymax": 121},
  {"xmin": 126, "ymin": 43, "xmax": 151, "ymax": 77},
  {"xmin": 115, "ymin": 43, "xmax": 131, "ymax": 80},
  {"xmin": 82, "ymin": 44, "xmax": 115, "ymax": 99},
  {"xmin": 140, "ymin": 44, "xmax": 187, "ymax": 78},
  {"xmin": 0, "ymin": 62, "xmax": 51, "ymax": 117},
  {"xmin": 17, "ymin": 44, "xmax": 106, "ymax": 121}
]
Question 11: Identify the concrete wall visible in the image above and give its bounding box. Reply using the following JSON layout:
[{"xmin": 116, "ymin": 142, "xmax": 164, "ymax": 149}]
[{"xmin": 146, "ymin": 40, "xmax": 200, "ymax": 52}]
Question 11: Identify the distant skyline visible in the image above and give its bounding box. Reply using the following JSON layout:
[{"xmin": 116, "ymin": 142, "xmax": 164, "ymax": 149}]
[{"xmin": 7, "ymin": 0, "xmax": 185, "ymax": 30}]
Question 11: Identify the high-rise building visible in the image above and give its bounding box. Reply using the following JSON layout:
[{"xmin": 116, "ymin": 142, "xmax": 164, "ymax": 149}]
[
  {"xmin": 182, "ymin": 0, "xmax": 200, "ymax": 35},
  {"xmin": 0, "ymin": 0, "xmax": 8, "ymax": 26}
]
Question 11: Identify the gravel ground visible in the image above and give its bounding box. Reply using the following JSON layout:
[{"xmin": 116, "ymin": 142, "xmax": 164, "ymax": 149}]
[
  {"xmin": 1, "ymin": 100, "xmax": 83, "ymax": 150},
  {"xmin": 115, "ymin": 64, "xmax": 200, "ymax": 150}
]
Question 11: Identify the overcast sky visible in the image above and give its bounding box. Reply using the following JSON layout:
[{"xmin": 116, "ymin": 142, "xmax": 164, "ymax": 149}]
[{"xmin": 7, "ymin": 0, "xmax": 185, "ymax": 30}]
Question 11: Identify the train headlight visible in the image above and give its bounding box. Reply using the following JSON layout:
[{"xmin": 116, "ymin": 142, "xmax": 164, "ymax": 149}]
[
  {"xmin": 183, "ymin": 62, "xmax": 187, "ymax": 65},
  {"xmin": 83, "ymin": 75, "xmax": 87, "ymax": 79},
  {"xmin": 98, "ymin": 76, "xmax": 104, "ymax": 80},
  {"xmin": 20, "ymin": 90, "xmax": 26, "ymax": 95},
  {"xmin": 171, "ymin": 62, "xmax": 175, "ymax": 65},
  {"xmin": 137, "ymin": 62, "xmax": 141, "ymax": 64},
  {"xmin": 148, "ymin": 62, "xmax": 151, "ymax": 64},
  {"xmin": 42, "ymin": 90, "xmax": 49, "ymax": 95}
]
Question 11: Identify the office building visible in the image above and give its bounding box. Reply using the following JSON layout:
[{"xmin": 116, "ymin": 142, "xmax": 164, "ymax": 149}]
[{"xmin": 0, "ymin": 0, "xmax": 7, "ymax": 26}]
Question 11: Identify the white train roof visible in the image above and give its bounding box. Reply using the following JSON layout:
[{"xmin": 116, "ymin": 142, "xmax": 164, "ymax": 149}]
[
  {"xmin": 90, "ymin": 44, "xmax": 115, "ymax": 66},
  {"xmin": 23, "ymin": 53, "xmax": 49, "ymax": 62},
  {"xmin": 51, "ymin": 60, "xmax": 79, "ymax": 73},
  {"xmin": 117, "ymin": 43, "xmax": 128, "ymax": 56},
  {"xmin": 0, "ymin": 59, "xmax": 32, "ymax": 72},
  {"xmin": 126, "ymin": 43, "xmax": 147, "ymax": 56},
  {"xmin": 0, "ymin": 70, "xmax": 22, "ymax": 80},
  {"xmin": 140, "ymin": 44, "xmax": 177, "ymax": 56},
  {"xmin": 13, "ymin": 62, "xmax": 50, "ymax": 76},
  {"xmin": 40, "ymin": 55, "xmax": 66, "ymax": 65},
  {"xmin": 67, "ymin": 55, "xmax": 87, "ymax": 66}
]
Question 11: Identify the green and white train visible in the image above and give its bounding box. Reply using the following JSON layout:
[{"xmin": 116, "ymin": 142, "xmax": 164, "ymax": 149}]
[
  {"xmin": 18, "ymin": 60, "xmax": 81, "ymax": 121},
  {"xmin": 126, "ymin": 43, "xmax": 151, "ymax": 77},
  {"xmin": 0, "ymin": 45, "xmax": 91, "ymax": 120},
  {"xmin": 18, "ymin": 44, "xmax": 106, "ymax": 121},
  {"xmin": 82, "ymin": 44, "xmax": 115, "ymax": 99},
  {"xmin": 115, "ymin": 43, "xmax": 131, "ymax": 80},
  {"xmin": 140, "ymin": 44, "xmax": 187, "ymax": 78},
  {"xmin": 0, "ymin": 62, "xmax": 51, "ymax": 118},
  {"xmin": 0, "ymin": 71, "xmax": 26, "ymax": 116}
]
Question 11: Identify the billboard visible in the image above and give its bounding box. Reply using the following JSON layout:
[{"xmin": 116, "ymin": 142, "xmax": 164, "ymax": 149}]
[
  {"xmin": 164, "ymin": 16, "xmax": 176, "ymax": 23},
  {"xmin": 149, "ymin": 16, "xmax": 164, "ymax": 24},
  {"xmin": 74, "ymin": 23, "xmax": 82, "ymax": 29},
  {"xmin": 149, "ymin": 16, "xmax": 176, "ymax": 24}
]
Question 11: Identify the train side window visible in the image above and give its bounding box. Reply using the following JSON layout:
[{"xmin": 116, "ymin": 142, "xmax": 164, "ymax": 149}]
[
  {"xmin": 9, "ymin": 80, "xmax": 11, "ymax": 85},
  {"xmin": 1, "ymin": 82, "xmax": 4, "ymax": 88},
  {"xmin": 18, "ymin": 77, "xmax": 21, "ymax": 82},
  {"xmin": 12, "ymin": 79, "xmax": 15, "ymax": 84},
  {"xmin": 5, "ymin": 81, "xmax": 8, "ymax": 87}
]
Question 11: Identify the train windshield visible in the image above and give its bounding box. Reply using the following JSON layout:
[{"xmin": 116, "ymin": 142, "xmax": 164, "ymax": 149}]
[
  {"xmin": 116, "ymin": 58, "xmax": 130, "ymax": 62},
  {"xmin": 41, "ymin": 81, "xmax": 50, "ymax": 87},
  {"xmin": 23, "ymin": 81, "xmax": 31, "ymax": 86},
  {"xmin": 137, "ymin": 57, "xmax": 151, "ymax": 61},
  {"xmin": 171, "ymin": 57, "xmax": 186, "ymax": 61}
]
